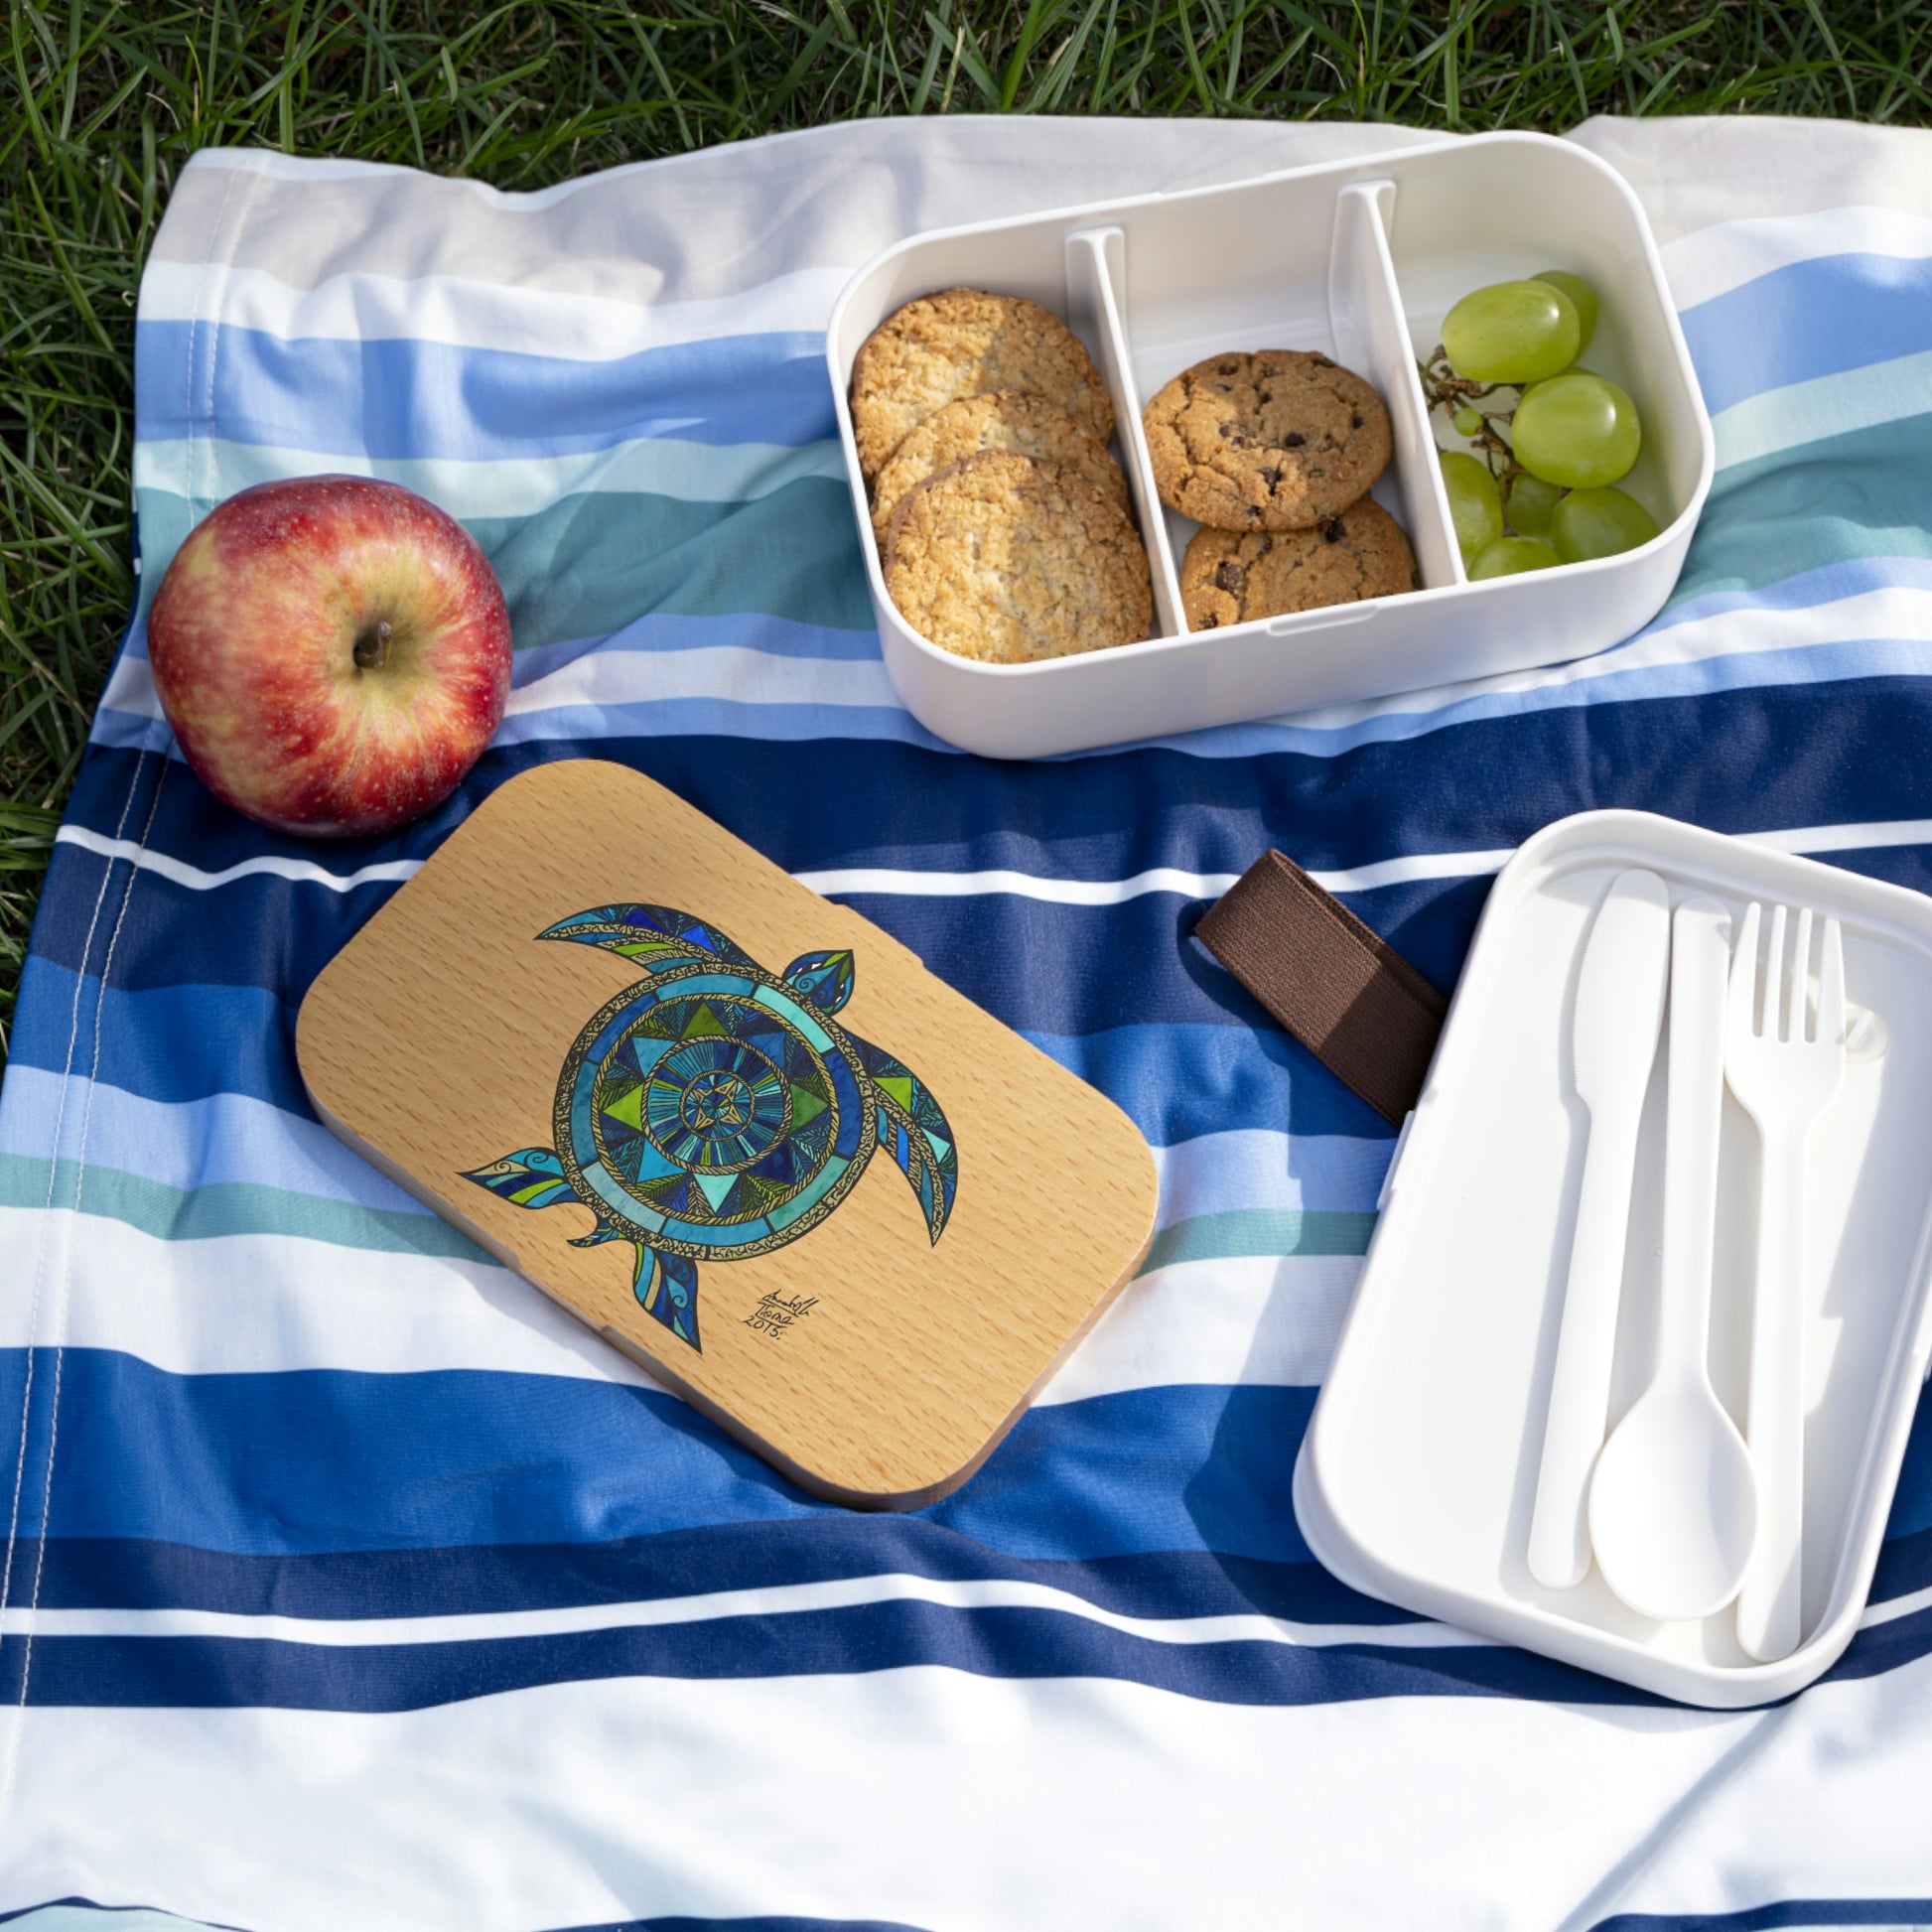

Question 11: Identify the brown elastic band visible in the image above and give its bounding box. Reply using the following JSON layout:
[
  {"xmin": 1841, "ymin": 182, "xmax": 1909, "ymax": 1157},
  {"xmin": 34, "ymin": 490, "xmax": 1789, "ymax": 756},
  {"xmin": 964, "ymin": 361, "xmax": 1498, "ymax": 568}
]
[{"xmin": 1194, "ymin": 849, "xmax": 1449, "ymax": 1127}]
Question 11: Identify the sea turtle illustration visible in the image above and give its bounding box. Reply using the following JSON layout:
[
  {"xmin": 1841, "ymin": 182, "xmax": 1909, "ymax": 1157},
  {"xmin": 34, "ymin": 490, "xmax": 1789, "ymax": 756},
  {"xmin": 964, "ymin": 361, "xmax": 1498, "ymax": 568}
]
[{"xmin": 461, "ymin": 903, "xmax": 958, "ymax": 1352}]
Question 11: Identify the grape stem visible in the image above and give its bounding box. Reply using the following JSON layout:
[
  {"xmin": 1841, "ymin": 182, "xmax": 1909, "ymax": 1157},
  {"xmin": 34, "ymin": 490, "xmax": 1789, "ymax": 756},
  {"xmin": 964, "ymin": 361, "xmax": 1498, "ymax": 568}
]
[{"xmin": 1418, "ymin": 345, "xmax": 1523, "ymax": 484}]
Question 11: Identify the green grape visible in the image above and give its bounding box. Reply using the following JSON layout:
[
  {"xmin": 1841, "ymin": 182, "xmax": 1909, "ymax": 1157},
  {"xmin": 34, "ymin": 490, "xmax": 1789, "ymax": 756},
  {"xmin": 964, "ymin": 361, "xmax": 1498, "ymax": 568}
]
[
  {"xmin": 1511, "ymin": 371, "xmax": 1641, "ymax": 489},
  {"xmin": 1504, "ymin": 472, "xmax": 1562, "ymax": 538},
  {"xmin": 1468, "ymin": 536, "xmax": 1561, "ymax": 579},
  {"xmin": 1440, "ymin": 452, "xmax": 1502, "ymax": 561},
  {"xmin": 1452, "ymin": 407, "xmax": 1484, "ymax": 437},
  {"xmin": 1441, "ymin": 280, "xmax": 1582, "ymax": 384},
  {"xmin": 1551, "ymin": 485, "xmax": 1660, "ymax": 562},
  {"xmin": 1533, "ymin": 271, "xmax": 1598, "ymax": 353}
]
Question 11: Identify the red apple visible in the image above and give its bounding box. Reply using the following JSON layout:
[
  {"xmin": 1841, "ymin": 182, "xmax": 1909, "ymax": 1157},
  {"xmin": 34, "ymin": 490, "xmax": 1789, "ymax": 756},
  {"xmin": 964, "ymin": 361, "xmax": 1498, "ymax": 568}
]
[{"xmin": 148, "ymin": 475, "xmax": 512, "ymax": 839}]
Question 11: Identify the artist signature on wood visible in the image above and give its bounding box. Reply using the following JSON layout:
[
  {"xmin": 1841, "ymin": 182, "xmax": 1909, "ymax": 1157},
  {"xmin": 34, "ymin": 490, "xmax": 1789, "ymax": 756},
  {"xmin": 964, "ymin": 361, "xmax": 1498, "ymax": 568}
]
[
  {"xmin": 745, "ymin": 1291, "xmax": 819, "ymax": 1339},
  {"xmin": 461, "ymin": 904, "xmax": 958, "ymax": 1353}
]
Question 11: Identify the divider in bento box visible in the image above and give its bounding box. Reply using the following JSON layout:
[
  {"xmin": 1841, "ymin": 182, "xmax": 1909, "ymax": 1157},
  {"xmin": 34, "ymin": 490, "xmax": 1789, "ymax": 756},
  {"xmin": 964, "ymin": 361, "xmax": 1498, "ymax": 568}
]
[
  {"xmin": 1080, "ymin": 170, "xmax": 1462, "ymax": 629},
  {"xmin": 830, "ymin": 166, "xmax": 1468, "ymax": 642},
  {"xmin": 1060, "ymin": 226, "xmax": 1186, "ymax": 639},
  {"xmin": 826, "ymin": 218, "xmax": 1191, "ymax": 637}
]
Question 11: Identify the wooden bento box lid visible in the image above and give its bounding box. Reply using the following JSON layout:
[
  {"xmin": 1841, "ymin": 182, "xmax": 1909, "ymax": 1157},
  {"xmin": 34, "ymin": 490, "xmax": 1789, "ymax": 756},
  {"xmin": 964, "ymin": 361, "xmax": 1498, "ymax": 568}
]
[{"xmin": 296, "ymin": 759, "xmax": 1159, "ymax": 1508}]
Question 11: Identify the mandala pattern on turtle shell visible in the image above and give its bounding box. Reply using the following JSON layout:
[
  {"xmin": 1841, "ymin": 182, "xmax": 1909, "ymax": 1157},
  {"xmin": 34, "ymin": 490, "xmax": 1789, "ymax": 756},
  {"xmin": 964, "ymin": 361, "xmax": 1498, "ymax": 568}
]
[{"xmin": 460, "ymin": 904, "xmax": 959, "ymax": 1351}]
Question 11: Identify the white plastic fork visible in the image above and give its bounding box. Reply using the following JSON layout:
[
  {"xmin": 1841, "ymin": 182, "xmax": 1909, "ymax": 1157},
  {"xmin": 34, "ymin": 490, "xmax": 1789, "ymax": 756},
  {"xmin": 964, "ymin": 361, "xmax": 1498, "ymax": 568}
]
[{"xmin": 1725, "ymin": 902, "xmax": 1846, "ymax": 1662}]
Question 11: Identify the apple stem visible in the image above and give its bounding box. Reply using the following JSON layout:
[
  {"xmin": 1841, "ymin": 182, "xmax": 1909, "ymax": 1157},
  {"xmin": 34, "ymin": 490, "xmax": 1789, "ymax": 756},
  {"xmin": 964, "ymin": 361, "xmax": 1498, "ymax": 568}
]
[{"xmin": 353, "ymin": 620, "xmax": 393, "ymax": 671}]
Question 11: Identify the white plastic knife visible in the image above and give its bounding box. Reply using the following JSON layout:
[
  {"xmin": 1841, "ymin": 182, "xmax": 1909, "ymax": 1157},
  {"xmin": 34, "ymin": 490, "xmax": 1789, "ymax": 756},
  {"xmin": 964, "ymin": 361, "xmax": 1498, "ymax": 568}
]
[{"xmin": 1527, "ymin": 869, "xmax": 1673, "ymax": 1589}]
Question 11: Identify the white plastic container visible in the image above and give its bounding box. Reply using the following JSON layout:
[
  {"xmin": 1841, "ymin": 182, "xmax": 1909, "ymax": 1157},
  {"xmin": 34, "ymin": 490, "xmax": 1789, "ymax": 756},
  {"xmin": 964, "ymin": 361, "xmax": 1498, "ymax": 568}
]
[
  {"xmin": 1294, "ymin": 812, "xmax": 1932, "ymax": 1708},
  {"xmin": 826, "ymin": 132, "xmax": 1715, "ymax": 759}
]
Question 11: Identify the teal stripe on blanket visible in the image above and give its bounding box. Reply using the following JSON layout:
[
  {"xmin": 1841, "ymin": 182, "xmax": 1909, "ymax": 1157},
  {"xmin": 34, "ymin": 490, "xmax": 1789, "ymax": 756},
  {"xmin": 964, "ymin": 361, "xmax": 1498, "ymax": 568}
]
[
  {"xmin": 0, "ymin": 1146, "xmax": 1365, "ymax": 1271},
  {"xmin": 1669, "ymin": 410, "xmax": 1932, "ymax": 609},
  {"xmin": 467, "ymin": 481, "xmax": 872, "ymax": 646},
  {"xmin": 1137, "ymin": 1210, "xmax": 1377, "ymax": 1274},
  {"xmin": 0, "ymin": 1155, "xmax": 483, "ymax": 1260},
  {"xmin": 133, "ymin": 477, "xmax": 876, "ymax": 649}
]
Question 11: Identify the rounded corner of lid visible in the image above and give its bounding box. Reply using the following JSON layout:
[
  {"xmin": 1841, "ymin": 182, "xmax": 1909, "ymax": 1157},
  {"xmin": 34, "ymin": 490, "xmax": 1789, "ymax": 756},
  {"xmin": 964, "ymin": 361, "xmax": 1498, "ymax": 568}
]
[
  {"xmin": 1293, "ymin": 1392, "xmax": 1354, "ymax": 1536},
  {"xmin": 810, "ymin": 1433, "xmax": 1007, "ymax": 1512},
  {"xmin": 1508, "ymin": 807, "xmax": 1682, "ymax": 877},
  {"xmin": 1500, "ymin": 813, "xmax": 1588, "ymax": 873},
  {"xmin": 1289, "ymin": 1426, "xmax": 1335, "ymax": 1544}
]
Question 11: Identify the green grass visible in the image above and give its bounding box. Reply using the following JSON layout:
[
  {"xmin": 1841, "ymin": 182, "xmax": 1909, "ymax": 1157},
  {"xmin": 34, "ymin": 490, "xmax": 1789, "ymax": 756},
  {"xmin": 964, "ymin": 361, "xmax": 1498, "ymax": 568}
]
[{"xmin": 3, "ymin": 2, "xmax": 1930, "ymax": 1061}]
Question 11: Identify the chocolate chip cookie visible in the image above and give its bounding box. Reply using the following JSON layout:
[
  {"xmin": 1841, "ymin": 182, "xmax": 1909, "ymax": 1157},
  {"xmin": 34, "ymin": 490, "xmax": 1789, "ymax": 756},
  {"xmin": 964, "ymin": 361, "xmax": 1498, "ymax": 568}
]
[
  {"xmin": 851, "ymin": 289, "xmax": 1116, "ymax": 482},
  {"xmin": 870, "ymin": 389, "xmax": 1128, "ymax": 550},
  {"xmin": 1143, "ymin": 350, "xmax": 1392, "ymax": 530},
  {"xmin": 884, "ymin": 450, "xmax": 1151, "ymax": 664},
  {"xmin": 1179, "ymin": 498, "xmax": 1416, "ymax": 629}
]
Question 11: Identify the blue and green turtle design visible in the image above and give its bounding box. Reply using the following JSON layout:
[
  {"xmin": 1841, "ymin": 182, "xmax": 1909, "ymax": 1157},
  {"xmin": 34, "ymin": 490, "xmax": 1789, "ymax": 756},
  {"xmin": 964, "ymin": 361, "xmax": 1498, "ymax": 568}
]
[{"xmin": 461, "ymin": 904, "xmax": 958, "ymax": 1352}]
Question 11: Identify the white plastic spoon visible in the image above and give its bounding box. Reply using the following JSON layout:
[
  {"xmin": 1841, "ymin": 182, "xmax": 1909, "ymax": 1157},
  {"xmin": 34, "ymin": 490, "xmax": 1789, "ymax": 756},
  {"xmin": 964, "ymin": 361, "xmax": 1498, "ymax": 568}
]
[{"xmin": 1589, "ymin": 896, "xmax": 1759, "ymax": 1622}]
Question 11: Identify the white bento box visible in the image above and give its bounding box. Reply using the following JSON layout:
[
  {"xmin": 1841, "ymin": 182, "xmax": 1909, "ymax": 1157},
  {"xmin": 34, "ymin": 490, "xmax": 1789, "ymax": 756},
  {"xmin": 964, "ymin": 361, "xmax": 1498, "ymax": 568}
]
[
  {"xmin": 1295, "ymin": 813, "xmax": 1932, "ymax": 1708},
  {"xmin": 826, "ymin": 132, "xmax": 1715, "ymax": 760}
]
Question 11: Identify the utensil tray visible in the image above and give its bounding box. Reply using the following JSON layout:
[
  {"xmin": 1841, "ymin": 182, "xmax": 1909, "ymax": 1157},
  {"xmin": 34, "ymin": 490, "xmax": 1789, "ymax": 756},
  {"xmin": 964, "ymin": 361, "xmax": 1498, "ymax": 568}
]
[{"xmin": 1295, "ymin": 811, "xmax": 1932, "ymax": 1707}]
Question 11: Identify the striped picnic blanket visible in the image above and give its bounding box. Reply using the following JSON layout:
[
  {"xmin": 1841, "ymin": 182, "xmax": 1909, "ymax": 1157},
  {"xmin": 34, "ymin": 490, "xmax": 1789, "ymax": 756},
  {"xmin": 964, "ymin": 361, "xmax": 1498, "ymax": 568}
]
[{"xmin": 4, "ymin": 113, "xmax": 1932, "ymax": 1930}]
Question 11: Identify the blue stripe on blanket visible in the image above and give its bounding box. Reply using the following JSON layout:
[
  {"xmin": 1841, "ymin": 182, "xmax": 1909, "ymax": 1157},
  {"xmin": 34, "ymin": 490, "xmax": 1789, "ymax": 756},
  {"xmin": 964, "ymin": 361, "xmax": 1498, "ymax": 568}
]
[
  {"xmin": 10, "ymin": 1347, "xmax": 1927, "ymax": 1572},
  {"xmin": 133, "ymin": 324, "xmax": 835, "ymax": 456},
  {"xmin": 4, "ymin": 961, "xmax": 1394, "ymax": 1143},
  {"xmin": 18, "ymin": 1528, "xmax": 1405, "ymax": 1623},
  {"xmin": 1679, "ymin": 249, "xmax": 1932, "ymax": 415},
  {"xmin": 0, "ymin": 1070, "xmax": 437, "ymax": 1214},
  {"xmin": 0, "ymin": 1352, "xmax": 1315, "ymax": 1567},
  {"xmin": 15, "ymin": 857, "xmax": 1433, "ymax": 1043},
  {"xmin": 3, "ymin": 1611, "xmax": 1661, "ymax": 1713},
  {"xmin": 9, "ymin": 1582, "xmax": 1931, "ymax": 1719},
  {"xmin": 20, "ymin": 1514, "xmax": 1927, "ymax": 1641},
  {"xmin": 11, "ymin": 1565, "xmax": 1929, "ymax": 1720},
  {"xmin": 53, "ymin": 684, "xmax": 1932, "ymax": 910},
  {"xmin": 14, "ymin": 1594, "xmax": 1932, "ymax": 1721}
]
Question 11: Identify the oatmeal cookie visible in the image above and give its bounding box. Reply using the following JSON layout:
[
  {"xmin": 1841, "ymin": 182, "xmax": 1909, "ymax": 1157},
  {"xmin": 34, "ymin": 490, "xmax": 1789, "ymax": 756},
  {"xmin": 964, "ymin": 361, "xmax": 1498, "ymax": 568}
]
[
  {"xmin": 884, "ymin": 449, "xmax": 1151, "ymax": 664},
  {"xmin": 1179, "ymin": 498, "xmax": 1416, "ymax": 629},
  {"xmin": 851, "ymin": 289, "xmax": 1116, "ymax": 481},
  {"xmin": 870, "ymin": 389, "xmax": 1128, "ymax": 549},
  {"xmin": 1143, "ymin": 349, "xmax": 1392, "ymax": 530}
]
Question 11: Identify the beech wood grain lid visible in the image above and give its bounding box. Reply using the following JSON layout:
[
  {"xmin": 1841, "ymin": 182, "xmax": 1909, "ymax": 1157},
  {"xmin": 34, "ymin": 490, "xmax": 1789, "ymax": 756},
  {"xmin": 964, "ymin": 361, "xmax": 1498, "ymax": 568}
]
[{"xmin": 297, "ymin": 759, "xmax": 1159, "ymax": 1510}]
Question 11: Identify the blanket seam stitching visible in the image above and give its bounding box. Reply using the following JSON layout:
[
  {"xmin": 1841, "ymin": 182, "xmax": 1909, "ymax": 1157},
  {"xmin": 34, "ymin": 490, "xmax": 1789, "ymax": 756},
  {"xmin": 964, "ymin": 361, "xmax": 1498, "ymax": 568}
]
[
  {"xmin": 0, "ymin": 757, "xmax": 147, "ymax": 1774},
  {"xmin": 0, "ymin": 759, "xmax": 171, "ymax": 1827}
]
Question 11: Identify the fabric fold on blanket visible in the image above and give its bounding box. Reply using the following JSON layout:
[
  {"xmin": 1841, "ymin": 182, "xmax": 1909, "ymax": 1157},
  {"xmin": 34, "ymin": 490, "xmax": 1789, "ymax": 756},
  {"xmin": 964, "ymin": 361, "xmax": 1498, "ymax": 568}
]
[{"xmin": 3, "ymin": 112, "xmax": 1932, "ymax": 1930}]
